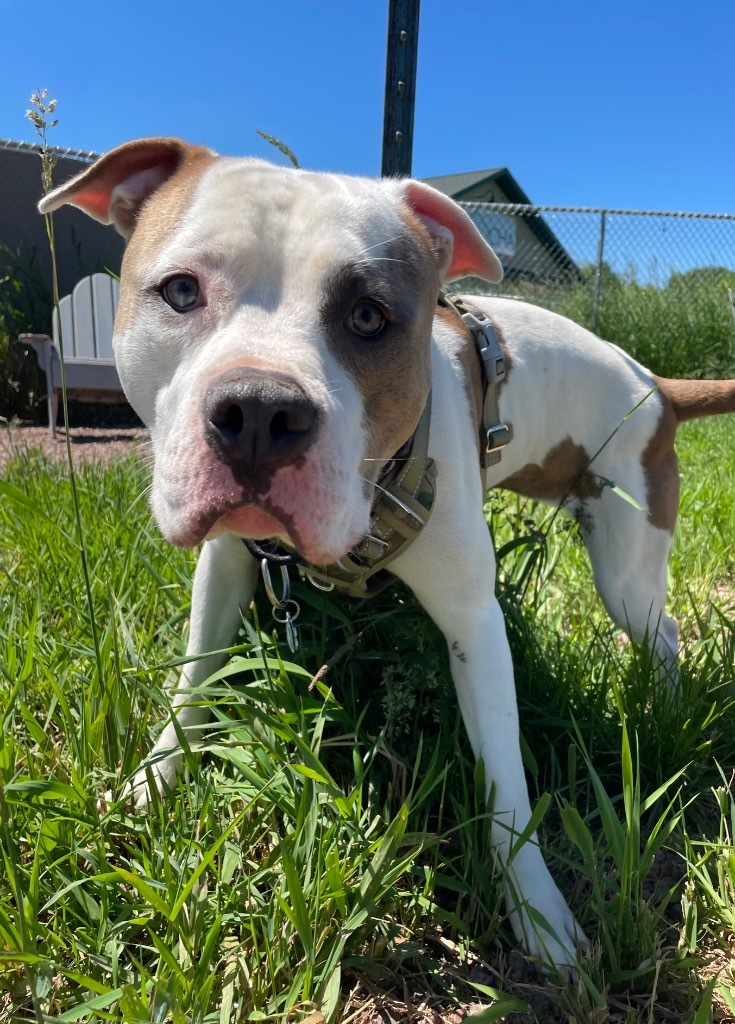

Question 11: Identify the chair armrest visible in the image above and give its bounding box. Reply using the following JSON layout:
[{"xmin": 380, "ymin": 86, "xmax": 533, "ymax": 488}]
[
  {"xmin": 17, "ymin": 333, "xmax": 57, "ymax": 382},
  {"xmin": 18, "ymin": 333, "xmax": 55, "ymax": 359},
  {"xmin": 18, "ymin": 332, "xmax": 53, "ymax": 348}
]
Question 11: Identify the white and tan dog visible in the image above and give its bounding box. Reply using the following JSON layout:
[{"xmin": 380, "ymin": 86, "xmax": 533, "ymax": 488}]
[{"xmin": 41, "ymin": 138, "xmax": 735, "ymax": 969}]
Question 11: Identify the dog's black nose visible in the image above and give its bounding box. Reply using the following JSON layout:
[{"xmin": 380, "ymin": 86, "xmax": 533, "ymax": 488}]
[{"xmin": 202, "ymin": 369, "xmax": 319, "ymax": 472}]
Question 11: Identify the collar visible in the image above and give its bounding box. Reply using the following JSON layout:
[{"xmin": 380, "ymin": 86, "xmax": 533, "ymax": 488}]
[{"xmin": 301, "ymin": 390, "xmax": 436, "ymax": 597}]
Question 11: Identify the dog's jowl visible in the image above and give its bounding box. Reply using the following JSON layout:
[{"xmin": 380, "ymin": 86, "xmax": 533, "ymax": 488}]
[{"xmin": 41, "ymin": 137, "xmax": 735, "ymax": 969}]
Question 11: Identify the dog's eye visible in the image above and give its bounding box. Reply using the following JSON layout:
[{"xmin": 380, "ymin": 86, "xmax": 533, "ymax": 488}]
[
  {"xmin": 161, "ymin": 275, "xmax": 201, "ymax": 312},
  {"xmin": 348, "ymin": 300, "xmax": 386, "ymax": 339}
]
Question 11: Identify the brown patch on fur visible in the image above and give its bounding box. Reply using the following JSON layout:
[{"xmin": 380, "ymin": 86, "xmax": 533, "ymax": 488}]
[
  {"xmin": 498, "ymin": 436, "xmax": 599, "ymax": 503},
  {"xmin": 654, "ymin": 376, "xmax": 735, "ymax": 422},
  {"xmin": 641, "ymin": 375, "xmax": 735, "ymax": 532},
  {"xmin": 114, "ymin": 148, "xmax": 218, "ymax": 335},
  {"xmin": 321, "ymin": 219, "xmax": 438, "ymax": 473},
  {"xmin": 642, "ymin": 392, "xmax": 680, "ymax": 533}
]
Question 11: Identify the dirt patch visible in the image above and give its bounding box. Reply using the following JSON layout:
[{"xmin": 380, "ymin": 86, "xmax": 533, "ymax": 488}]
[{"xmin": 0, "ymin": 421, "xmax": 150, "ymax": 475}]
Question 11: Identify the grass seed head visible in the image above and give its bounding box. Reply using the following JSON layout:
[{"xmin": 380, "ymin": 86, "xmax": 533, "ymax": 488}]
[{"xmin": 25, "ymin": 88, "xmax": 59, "ymax": 194}]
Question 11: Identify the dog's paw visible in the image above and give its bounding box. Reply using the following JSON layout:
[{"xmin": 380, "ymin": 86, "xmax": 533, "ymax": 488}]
[
  {"xmin": 96, "ymin": 770, "xmax": 175, "ymax": 815},
  {"xmin": 114, "ymin": 753, "xmax": 183, "ymax": 810},
  {"xmin": 505, "ymin": 863, "xmax": 588, "ymax": 975},
  {"xmin": 510, "ymin": 885, "xmax": 588, "ymax": 975}
]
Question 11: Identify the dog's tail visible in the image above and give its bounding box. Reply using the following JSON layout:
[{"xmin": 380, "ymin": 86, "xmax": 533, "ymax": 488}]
[{"xmin": 655, "ymin": 376, "xmax": 735, "ymax": 423}]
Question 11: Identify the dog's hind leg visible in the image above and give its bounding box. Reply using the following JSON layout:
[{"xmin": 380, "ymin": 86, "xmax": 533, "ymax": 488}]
[
  {"xmin": 130, "ymin": 532, "xmax": 259, "ymax": 806},
  {"xmin": 575, "ymin": 486, "xmax": 679, "ymax": 680}
]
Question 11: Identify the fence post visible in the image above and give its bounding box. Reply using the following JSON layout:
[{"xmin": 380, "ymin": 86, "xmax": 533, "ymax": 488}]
[
  {"xmin": 592, "ymin": 210, "xmax": 607, "ymax": 333},
  {"xmin": 381, "ymin": 0, "xmax": 421, "ymax": 177}
]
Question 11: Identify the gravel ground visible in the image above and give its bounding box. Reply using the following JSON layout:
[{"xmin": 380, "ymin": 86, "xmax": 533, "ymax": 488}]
[{"xmin": 0, "ymin": 422, "xmax": 150, "ymax": 475}]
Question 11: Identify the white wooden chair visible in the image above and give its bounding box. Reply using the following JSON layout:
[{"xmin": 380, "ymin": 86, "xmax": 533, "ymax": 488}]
[{"xmin": 20, "ymin": 273, "xmax": 124, "ymax": 437}]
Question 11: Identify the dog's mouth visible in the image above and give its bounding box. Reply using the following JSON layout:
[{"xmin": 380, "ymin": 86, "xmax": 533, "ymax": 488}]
[
  {"xmin": 153, "ymin": 442, "xmax": 370, "ymax": 564},
  {"xmin": 208, "ymin": 504, "xmax": 291, "ymax": 544},
  {"xmin": 201, "ymin": 501, "xmax": 361, "ymax": 566}
]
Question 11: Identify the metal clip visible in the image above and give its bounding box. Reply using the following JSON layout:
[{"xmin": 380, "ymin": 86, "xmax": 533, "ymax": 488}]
[
  {"xmin": 486, "ymin": 423, "xmax": 511, "ymax": 453},
  {"xmin": 462, "ymin": 311, "xmax": 506, "ymax": 384},
  {"xmin": 355, "ymin": 533, "xmax": 391, "ymax": 560},
  {"xmin": 382, "ymin": 489, "xmax": 427, "ymax": 526},
  {"xmin": 303, "ymin": 571, "xmax": 336, "ymax": 593},
  {"xmin": 260, "ymin": 559, "xmax": 300, "ymax": 653}
]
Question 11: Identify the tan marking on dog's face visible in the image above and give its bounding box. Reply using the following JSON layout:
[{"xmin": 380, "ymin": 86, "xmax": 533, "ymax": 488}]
[
  {"xmin": 641, "ymin": 396, "xmax": 679, "ymax": 532},
  {"xmin": 114, "ymin": 148, "xmax": 218, "ymax": 339},
  {"xmin": 498, "ymin": 436, "xmax": 598, "ymax": 502},
  {"xmin": 319, "ymin": 227, "xmax": 438, "ymax": 476}
]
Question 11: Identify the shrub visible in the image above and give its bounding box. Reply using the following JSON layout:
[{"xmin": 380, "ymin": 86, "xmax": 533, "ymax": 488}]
[
  {"xmin": 558, "ymin": 264, "xmax": 735, "ymax": 379},
  {"xmin": 0, "ymin": 243, "xmax": 52, "ymax": 422},
  {"xmin": 477, "ymin": 263, "xmax": 735, "ymax": 380}
]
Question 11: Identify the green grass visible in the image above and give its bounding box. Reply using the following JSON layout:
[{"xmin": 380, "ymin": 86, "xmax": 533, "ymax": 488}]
[
  {"xmin": 554, "ymin": 267, "xmax": 735, "ymax": 380},
  {"xmin": 463, "ymin": 264, "xmax": 735, "ymax": 381},
  {"xmin": 0, "ymin": 418, "xmax": 734, "ymax": 1022}
]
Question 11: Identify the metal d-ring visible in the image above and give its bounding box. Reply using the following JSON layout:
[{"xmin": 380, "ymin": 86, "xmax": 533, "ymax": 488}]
[
  {"xmin": 272, "ymin": 599, "xmax": 301, "ymax": 653},
  {"xmin": 260, "ymin": 559, "xmax": 300, "ymax": 653},
  {"xmin": 261, "ymin": 559, "xmax": 290, "ymax": 606}
]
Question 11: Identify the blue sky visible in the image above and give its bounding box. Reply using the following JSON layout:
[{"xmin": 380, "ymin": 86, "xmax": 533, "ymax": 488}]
[{"xmin": 1, "ymin": 0, "xmax": 732, "ymax": 214}]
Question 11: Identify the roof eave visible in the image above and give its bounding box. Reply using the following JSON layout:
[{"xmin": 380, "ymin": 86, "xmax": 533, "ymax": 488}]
[{"xmin": 0, "ymin": 138, "xmax": 99, "ymax": 164}]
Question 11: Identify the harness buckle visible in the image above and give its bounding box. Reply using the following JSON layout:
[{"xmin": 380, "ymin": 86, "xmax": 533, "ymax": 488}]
[
  {"xmin": 462, "ymin": 310, "xmax": 506, "ymax": 384},
  {"xmin": 355, "ymin": 534, "xmax": 391, "ymax": 560},
  {"xmin": 381, "ymin": 488, "xmax": 428, "ymax": 527},
  {"xmin": 486, "ymin": 423, "xmax": 511, "ymax": 453}
]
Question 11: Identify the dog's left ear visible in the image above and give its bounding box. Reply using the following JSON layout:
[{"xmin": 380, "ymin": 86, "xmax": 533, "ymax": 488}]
[{"xmin": 399, "ymin": 180, "xmax": 503, "ymax": 284}]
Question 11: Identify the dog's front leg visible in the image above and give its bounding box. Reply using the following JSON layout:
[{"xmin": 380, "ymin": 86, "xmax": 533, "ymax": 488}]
[
  {"xmin": 393, "ymin": 516, "xmax": 585, "ymax": 969},
  {"xmin": 130, "ymin": 532, "xmax": 258, "ymax": 806}
]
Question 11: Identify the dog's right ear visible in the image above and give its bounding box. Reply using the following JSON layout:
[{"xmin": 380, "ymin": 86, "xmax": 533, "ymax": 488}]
[{"xmin": 38, "ymin": 137, "xmax": 215, "ymax": 239}]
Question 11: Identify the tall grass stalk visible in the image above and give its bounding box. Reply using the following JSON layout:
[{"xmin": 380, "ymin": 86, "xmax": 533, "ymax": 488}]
[{"xmin": 25, "ymin": 92, "xmax": 105, "ymax": 748}]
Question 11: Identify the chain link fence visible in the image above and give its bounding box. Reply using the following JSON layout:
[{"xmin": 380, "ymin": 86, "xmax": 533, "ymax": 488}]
[{"xmin": 458, "ymin": 202, "xmax": 735, "ymax": 379}]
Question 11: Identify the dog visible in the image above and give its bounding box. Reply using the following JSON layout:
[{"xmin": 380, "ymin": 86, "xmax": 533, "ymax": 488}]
[{"xmin": 40, "ymin": 138, "xmax": 735, "ymax": 969}]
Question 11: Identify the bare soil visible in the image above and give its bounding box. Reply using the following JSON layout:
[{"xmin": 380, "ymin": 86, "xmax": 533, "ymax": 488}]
[{"xmin": 0, "ymin": 421, "xmax": 149, "ymax": 475}]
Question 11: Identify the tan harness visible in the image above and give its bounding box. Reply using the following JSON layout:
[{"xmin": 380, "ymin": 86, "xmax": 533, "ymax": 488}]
[
  {"xmin": 249, "ymin": 292, "xmax": 511, "ymax": 634},
  {"xmin": 438, "ymin": 291, "xmax": 511, "ymax": 469}
]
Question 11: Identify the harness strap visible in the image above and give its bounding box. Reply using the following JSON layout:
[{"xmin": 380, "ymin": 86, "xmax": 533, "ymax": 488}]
[{"xmin": 438, "ymin": 291, "xmax": 511, "ymax": 468}]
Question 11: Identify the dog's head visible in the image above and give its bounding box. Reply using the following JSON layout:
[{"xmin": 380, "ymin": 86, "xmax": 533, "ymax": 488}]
[{"xmin": 41, "ymin": 138, "xmax": 502, "ymax": 563}]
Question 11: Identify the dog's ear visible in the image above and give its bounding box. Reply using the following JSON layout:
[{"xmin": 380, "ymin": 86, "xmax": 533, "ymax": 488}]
[
  {"xmin": 38, "ymin": 137, "xmax": 214, "ymax": 239},
  {"xmin": 400, "ymin": 180, "xmax": 503, "ymax": 284}
]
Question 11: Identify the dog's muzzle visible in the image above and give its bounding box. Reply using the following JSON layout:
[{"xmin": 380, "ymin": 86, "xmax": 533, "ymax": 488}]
[{"xmin": 202, "ymin": 368, "xmax": 320, "ymax": 474}]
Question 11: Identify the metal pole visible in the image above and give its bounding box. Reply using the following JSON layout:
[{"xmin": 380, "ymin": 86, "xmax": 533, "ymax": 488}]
[
  {"xmin": 381, "ymin": 0, "xmax": 421, "ymax": 178},
  {"xmin": 592, "ymin": 210, "xmax": 607, "ymax": 332}
]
